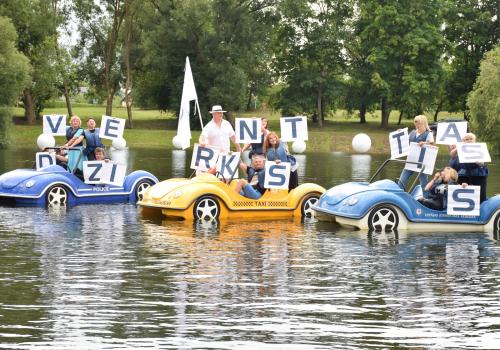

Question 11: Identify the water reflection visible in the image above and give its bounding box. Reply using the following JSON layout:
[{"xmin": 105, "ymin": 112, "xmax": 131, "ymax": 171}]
[
  {"xmin": 0, "ymin": 148, "xmax": 500, "ymax": 349},
  {"xmin": 171, "ymin": 150, "xmax": 187, "ymax": 178},
  {"xmin": 351, "ymin": 154, "xmax": 372, "ymax": 181}
]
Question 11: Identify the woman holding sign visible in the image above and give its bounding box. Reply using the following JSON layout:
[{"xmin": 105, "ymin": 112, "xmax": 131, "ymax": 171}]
[
  {"xmin": 449, "ymin": 132, "xmax": 489, "ymax": 202},
  {"xmin": 264, "ymin": 132, "xmax": 298, "ymax": 190},
  {"xmin": 398, "ymin": 115, "xmax": 434, "ymax": 195},
  {"xmin": 61, "ymin": 115, "xmax": 87, "ymax": 174},
  {"xmin": 241, "ymin": 117, "xmax": 270, "ymax": 159}
]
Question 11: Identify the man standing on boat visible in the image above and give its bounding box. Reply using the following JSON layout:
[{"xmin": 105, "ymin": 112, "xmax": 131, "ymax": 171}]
[{"xmin": 199, "ymin": 105, "xmax": 241, "ymax": 153}]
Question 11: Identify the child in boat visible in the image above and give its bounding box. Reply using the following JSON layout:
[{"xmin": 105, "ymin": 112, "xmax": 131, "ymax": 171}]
[{"xmin": 418, "ymin": 167, "xmax": 466, "ymax": 210}]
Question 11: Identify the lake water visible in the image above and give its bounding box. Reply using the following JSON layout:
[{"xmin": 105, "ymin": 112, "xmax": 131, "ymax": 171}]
[{"xmin": 1, "ymin": 148, "xmax": 499, "ymax": 349}]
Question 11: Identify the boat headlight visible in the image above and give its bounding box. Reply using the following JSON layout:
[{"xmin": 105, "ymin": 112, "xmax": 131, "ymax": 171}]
[
  {"xmin": 174, "ymin": 190, "xmax": 183, "ymax": 199},
  {"xmin": 25, "ymin": 180, "xmax": 36, "ymax": 188},
  {"xmin": 347, "ymin": 197, "xmax": 359, "ymax": 206}
]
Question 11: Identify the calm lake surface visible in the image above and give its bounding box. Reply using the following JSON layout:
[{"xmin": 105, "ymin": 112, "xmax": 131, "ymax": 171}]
[{"xmin": 1, "ymin": 148, "xmax": 499, "ymax": 349}]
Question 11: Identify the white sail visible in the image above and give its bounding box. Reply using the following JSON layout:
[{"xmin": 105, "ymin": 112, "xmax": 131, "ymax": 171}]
[{"xmin": 176, "ymin": 56, "xmax": 201, "ymax": 150}]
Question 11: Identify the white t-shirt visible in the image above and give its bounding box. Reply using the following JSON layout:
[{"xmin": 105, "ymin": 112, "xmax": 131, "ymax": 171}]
[{"xmin": 200, "ymin": 119, "xmax": 235, "ymax": 153}]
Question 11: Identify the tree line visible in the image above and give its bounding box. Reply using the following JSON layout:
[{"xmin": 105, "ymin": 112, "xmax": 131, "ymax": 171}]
[{"xmin": 0, "ymin": 0, "xmax": 498, "ymax": 146}]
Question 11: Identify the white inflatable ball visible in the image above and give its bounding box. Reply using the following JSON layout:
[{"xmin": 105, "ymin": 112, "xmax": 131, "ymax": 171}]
[
  {"xmin": 241, "ymin": 149, "xmax": 251, "ymax": 166},
  {"xmin": 37, "ymin": 134, "xmax": 56, "ymax": 150},
  {"xmin": 352, "ymin": 133, "xmax": 372, "ymax": 153},
  {"xmin": 292, "ymin": 139, "xmax": 307, "ymax": 154},
  {"xmin": 172, "ymin": 135, "xmax": 183, "ymax": 149},
  {"xmin": 112, "ymin": 137, "xmax": 127, "ymax": 150}
]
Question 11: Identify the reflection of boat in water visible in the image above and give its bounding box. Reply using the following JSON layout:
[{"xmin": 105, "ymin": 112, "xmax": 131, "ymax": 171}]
[{"xmin": 138, "ymin": 173, "xmax": 325, "ymax": 221}]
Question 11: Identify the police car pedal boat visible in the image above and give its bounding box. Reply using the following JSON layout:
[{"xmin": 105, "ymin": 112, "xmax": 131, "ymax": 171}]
[
  {"xmin": 0, "ymin": 150, "xmax": 158, "ymax": 207},
  {"xmin": 313, "ymin": 159, "xmax": 500, "ymax": 233}
]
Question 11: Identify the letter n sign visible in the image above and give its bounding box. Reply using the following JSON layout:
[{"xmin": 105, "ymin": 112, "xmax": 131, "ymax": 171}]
[
  {"xmin": 447, "ymin": 185, "xmax": 480, "ymax": 216},
  {"xmin": 280, "ymin": 116, "xmax": 308, "ymax": 142},
  {"xmin": 235, "ymin": 118, "xmax": 261, "ymax": 143},
  {"xmin": 99, "ymin": 115, "xmax": 126, "ymax": 140},
  {"xmin": 264, "ymin": 162, "xmax": 290, "ymax": 190}
]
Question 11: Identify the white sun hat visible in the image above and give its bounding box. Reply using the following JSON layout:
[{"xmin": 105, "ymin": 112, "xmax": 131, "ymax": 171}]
[{"xmin": 209, "ymin": 105, "xmax": 226, "ymax": 113}]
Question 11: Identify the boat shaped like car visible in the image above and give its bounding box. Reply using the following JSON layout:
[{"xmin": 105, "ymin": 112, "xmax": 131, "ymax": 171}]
[
  {"xmin": 138, "ymin": 173, "xmax": 325, "ymax": 220},
  {"xmin": 0, "ymin": 164, "xmax": 158, "ymax": 207},
  {"xmin": 313, "ymin": 159, "xmax": 500, "ymax": 232}
]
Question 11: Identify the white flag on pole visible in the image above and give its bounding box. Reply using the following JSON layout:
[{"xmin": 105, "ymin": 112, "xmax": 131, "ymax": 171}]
[{"xmin": 177, "ymin": 57, "xmax": 199, "ymax": 149}]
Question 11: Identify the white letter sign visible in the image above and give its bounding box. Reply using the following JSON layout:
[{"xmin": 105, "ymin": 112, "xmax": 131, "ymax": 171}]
[
  {"xmin": 280, "ymin": 116, "xmax": 308, "ymax": 142},
  {"xmin": 264, "ymin": 161, "xmax": 290, "ymax": 190},
  {"xmin": 99, "ymin": 115, "xmax": 126, "ymax": 140},
  {"xmin": 436, "ymin": 121, "xmax": 468, "ymax": 145},
  {"xmin": 389, "ymin": 128, "xmax": 409, "ymax": 159},
  {"xmin": 457, "ymin": 142, "xmax": 491, "ymax": 163},
  {"xmin": 43, "ymin": 115, "xmax": 66, "ymax": 135},
  {"xmin": 216, "ymin": 152, "xmax": 240, "ymax": 179},
  {"xmin": 404, "ymin": 143, "xmax": 438, "ymax": 175},
  {"xmin": 36, "ymin": 152, "xmax": 56, "ymax": 170},
  {"xmin": 447, "ymin": 185, "xmax": 480, "ymax": 216},
  {"xmin": 190, "ymin": 144, "xmax": 219, "ymax": 171},
  {"xmin": 235, "ymin": 118, "xmax": 261, "ymax": 143},
  {"xmin": 83, "ymin": 161, "xmax": 126, "ymax": 186}
]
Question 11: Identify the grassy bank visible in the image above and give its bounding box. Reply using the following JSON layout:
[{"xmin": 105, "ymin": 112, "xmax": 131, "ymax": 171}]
[{"xmin": 10, "ymin": 104, "xmax": 461, "ymax": 154}]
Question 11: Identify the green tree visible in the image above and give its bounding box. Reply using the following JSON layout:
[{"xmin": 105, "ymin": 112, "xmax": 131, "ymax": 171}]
[
  {"xmin": 0, "ymin": 16, "xmax": 31, "ymax": 147},
  {"xmin": 444, "ymin": 0, "xmax": 499, "ymax": 119},
  {"xmin": 273, "ymin": 0, "xmax": 354, "ymax": 127},
  {"xmin": 358, "ymin": 0, "xmax": 445, "ymax": 128},
  {"xmin": 468, "ymin": 46, "xmax": 500, "ymax": 155},
  {"xmin": 134, "ymin": 0, "xmax": 274, "ymax": 127},
  {"xmin": 73, "ymin": 0, "xmax": 127, "ymax": 116},
  {"xmin": 0, "ymin": 0, "xmax": 58, "ymax": 124}
]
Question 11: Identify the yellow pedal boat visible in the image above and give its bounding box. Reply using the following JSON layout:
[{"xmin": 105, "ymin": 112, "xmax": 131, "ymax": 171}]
[{"xmin": 137, "ymin": 173, "xmax": 325, "ymax": 220}]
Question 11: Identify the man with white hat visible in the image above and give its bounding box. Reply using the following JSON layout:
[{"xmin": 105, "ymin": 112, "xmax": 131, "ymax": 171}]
[{"xmin": 199, "ymin": 105, "xmax": 241, "ymax": 153}]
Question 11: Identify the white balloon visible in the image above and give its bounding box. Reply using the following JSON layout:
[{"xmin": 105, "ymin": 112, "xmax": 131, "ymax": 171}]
[
  {"xmin": 241, "ymin": 149, "xmax": 251, "ymax": 166},
  {"xmin": 112, "ymin": 137, "xmax": 127, "ymax": 150},
  {"xmin": 352, "ymin": 133, "xmax": 372, "ymax": 153},
  {"xmin": 37, "ymin": 134, "xmax": 56, "ymax": 150},
  {"xmin": 292, "ymin": 139, "xmax": 307, "ymax": 154},
  {"xmin": 172, "ymin": 135, "xmax": 183, "ymax": 149}
]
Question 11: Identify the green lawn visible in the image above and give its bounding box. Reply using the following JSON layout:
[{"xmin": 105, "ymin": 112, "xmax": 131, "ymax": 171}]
[{"xmin": 10, "ymin": 104, "xmax": 462, "ymax": 153}]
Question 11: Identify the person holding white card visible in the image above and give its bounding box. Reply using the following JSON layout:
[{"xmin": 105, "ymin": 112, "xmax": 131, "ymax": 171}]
[
  {"xmin": 448, "ymin": 132, "xmax": 489, "ymax": 202},
  {"xmin": 199, "ymin": 105, "xmax": 241, "ymax": 154},
  {"xmin": 235, "ymin": 155, "xmax": 266, "ymax": 199},
  {"xmin": 242, "ymin": 117, "xmax": 270, "ymax": 159},
  {"xmin": 264, "ymin": 132, "xmax": 298, "ymax": 190},
  {"xmin": 61, "ymin": 115, "xmax": 87, "ymax": 173},
  {"xmin": 398, "ymin": 115, "xmax": 434, "ymax": 195},
  {"xmin": 418, "ymin": 167, "xmax": 463, "ymax": 210}
]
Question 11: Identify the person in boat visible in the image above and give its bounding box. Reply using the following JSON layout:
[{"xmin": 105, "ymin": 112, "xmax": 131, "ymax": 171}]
[
  {"xmin": 60, "ymin": 115, "xmax": 86, "ymax": 173},
  {"xmin": 448, "ymin": 132, "xmax": 488, "ymax": 203},
  {"xmin": 398, "ymin": 114, "xmax": 434, "ymax": 195},
  {"xmin": 418, "ymin": 167, "xmax": 466, "ymax": 210},
  {"xmin": 83, "ymin": 118, "xmax": 104, "ymax": 161},
  {"xmin": 234, "ymin": 154, "xmax": 266, "ymax": 199},
  {"xmin": 263, "ymin": 131, "xmax": 298, "ymax": 190},
  {"xmin": 199, "ymin": 105, "xmax": 242, "ymax": 154},
  {"xmin": 241, "ymin": 117, "xmax": 270, "ymax": 160},
  {"xmin": 94, "ymin": 147, "xmax": 110, "ymax": 162}
]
